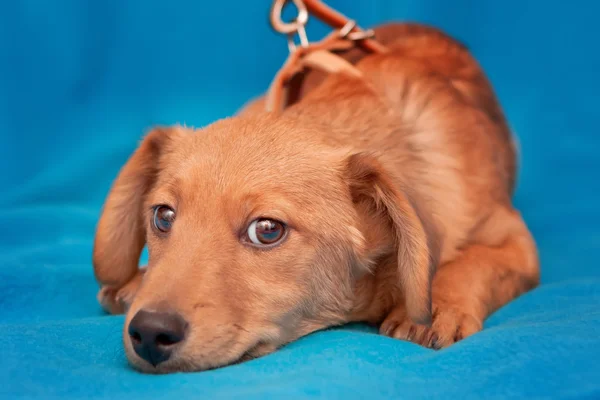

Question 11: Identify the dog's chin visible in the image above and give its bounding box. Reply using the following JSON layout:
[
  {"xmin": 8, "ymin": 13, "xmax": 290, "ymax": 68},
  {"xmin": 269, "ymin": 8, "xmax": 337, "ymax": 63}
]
[{"xmin": 126, "ymin": 341, "xmax": 280, "ymax": 374}]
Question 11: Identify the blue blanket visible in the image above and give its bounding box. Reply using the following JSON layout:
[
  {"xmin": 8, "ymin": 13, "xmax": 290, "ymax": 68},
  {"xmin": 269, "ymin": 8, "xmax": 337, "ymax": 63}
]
[{"xmin": 2, "ymin": 1, "xmax": 599, "ymax": 398}]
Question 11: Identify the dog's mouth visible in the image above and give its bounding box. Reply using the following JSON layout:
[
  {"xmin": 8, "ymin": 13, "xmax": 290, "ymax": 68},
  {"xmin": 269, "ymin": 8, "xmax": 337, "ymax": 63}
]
[
  {"xmin": 128, "ymin": 339, "xmax": 274, "ymax": 374},
  {"xmin": 231, "ymin": 341, "xmax": 269, "ymax": 365}
]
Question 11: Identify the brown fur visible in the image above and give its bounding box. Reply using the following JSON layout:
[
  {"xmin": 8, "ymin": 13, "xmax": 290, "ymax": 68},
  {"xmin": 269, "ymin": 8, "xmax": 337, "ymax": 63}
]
[{"xmin": 93, "ymin": 23, "xmax": 539, "ymax": 373}]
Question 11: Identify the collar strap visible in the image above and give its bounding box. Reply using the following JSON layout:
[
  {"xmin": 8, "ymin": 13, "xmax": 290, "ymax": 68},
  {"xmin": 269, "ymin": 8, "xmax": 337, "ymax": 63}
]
[{"xmin": 266, "ymin": 0, "xmax": 388, "ymax": 113}]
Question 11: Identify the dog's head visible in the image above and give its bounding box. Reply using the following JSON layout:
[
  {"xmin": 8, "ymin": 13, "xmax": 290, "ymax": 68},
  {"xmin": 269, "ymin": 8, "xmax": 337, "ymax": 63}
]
[{"xmin": 93, "ymin": 114, "xmax": 435, "ymax": 373}]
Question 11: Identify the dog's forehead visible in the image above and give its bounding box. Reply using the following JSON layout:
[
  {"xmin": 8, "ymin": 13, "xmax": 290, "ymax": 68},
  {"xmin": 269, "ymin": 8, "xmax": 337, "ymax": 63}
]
[
  {"xmin": 173, "ymin": 118, "xmax": 335, "ymax": 180},
  {"xmin": 160, "ymin": 117, "xmax": 347, "ymax": 206}
]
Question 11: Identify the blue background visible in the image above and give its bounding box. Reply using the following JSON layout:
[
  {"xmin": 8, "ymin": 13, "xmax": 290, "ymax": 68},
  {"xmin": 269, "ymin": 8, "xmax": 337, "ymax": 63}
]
[{"xmin": 1, "ymin": 0, "xmax": 599, "ymax": 399}]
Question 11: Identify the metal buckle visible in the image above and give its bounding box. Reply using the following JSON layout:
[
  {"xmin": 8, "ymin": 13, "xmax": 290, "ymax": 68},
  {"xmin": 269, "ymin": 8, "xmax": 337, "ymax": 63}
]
[
  {"xmin": 270, "ymin": 1, "xmax": 376, "ymax": 54},
  {"xmin": 270, "ymin": 0, "xmax": 310, "ymax": 52}
]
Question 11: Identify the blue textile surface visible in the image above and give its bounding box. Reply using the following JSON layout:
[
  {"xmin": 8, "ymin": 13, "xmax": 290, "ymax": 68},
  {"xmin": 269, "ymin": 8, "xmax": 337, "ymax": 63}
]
[{"xmin": 1, "ymin": 0, "xmax": 599, "ymax": 399}]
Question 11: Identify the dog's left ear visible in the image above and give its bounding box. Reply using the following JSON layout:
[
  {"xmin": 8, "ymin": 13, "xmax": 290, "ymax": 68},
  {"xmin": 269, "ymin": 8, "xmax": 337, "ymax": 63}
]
[{"xmin": 345, "ymin": 152, "xmax": 439, "ymax": 325}]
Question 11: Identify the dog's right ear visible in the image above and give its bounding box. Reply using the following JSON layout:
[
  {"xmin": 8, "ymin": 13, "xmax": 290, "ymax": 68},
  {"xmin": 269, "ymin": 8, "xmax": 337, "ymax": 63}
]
[{"xmin": 93, "ymin": 127, "xmax": 183, "ymax": 288}]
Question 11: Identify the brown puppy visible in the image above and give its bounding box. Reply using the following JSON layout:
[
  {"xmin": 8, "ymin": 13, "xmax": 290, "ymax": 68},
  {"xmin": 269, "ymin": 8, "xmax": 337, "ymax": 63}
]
[{"xmin": 93, "ymin": 23, "xmax": 539, "ymax": 373}]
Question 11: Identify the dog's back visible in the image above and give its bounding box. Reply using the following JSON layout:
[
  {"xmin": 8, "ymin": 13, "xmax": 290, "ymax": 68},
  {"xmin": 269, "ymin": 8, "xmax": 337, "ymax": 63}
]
[
  {"xmin": 377, "ymin": 23, "xmax": 517, "ymax": 194},
  {"xmin": 242, "ymin": 23, "xmax": 516, "ymax": 196}
]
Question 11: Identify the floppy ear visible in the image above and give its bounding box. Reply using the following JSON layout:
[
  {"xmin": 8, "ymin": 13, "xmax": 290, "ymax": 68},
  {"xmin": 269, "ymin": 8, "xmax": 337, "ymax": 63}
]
[
  {"xmin": 346, "ymin": 152, "xmax": 439, "ymax": 325},
  {"xmin": 93, "ymin": 127, "xmax": 183, "ymax": 288}
]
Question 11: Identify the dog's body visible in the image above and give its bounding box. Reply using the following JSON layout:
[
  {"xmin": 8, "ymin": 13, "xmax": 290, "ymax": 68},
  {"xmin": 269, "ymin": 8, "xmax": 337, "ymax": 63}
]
[{"xmin": 93, "ymin": 23, "xmax": 539, "ymax": 373}]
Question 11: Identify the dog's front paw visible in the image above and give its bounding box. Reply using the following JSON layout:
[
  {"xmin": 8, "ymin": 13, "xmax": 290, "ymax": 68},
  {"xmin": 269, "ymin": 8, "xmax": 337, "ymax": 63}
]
[
  {"xmin": 97, "ymin": 268, "xmax": 146, "ymax": 315},
  {"xmin": 380, "ymin": 305, "xmax": 482, "ymax": 349}
]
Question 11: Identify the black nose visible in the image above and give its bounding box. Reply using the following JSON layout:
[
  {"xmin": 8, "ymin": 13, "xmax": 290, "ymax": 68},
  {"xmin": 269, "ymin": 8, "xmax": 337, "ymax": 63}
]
[{"xmin": 128, "ymin": 309, "xmax": 188, "ymax": 367}]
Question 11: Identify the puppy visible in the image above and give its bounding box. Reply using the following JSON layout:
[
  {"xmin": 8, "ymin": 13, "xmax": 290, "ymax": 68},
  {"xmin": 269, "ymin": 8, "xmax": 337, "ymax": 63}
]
[{"xmin": 93, "ymin": 23, "xmax": 539, "ymax": 373}]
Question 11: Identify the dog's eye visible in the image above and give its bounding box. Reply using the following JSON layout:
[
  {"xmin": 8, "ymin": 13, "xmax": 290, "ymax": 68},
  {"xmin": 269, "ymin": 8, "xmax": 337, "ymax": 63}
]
[
  {"xmin": 153, "ymin": 205, "xmax": 176, "ymax": 233},
  {"xmin": 247, "ymin": 218, "xmax": 286, "ymax": 246}
]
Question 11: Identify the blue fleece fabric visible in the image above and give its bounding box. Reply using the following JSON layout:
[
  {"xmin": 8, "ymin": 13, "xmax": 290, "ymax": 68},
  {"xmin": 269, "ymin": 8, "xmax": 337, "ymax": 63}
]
[{"xmin": 1, "ymin": 1, "xmax": 599, "ymax": 399}]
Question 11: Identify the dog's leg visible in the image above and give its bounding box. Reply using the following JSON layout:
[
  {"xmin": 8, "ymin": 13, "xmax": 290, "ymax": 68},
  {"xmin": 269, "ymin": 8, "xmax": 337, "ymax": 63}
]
[
  {"xmin": 380, "ymin": 208, "xmax": 539, "ymax": 348},
  {"xmin": 97, "ymin": 268, "xmax": 146, "ymax": 315}
]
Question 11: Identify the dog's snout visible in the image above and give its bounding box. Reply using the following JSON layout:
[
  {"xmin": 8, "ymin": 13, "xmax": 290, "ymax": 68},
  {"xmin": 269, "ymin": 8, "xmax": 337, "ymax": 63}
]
[{"xmin": 128, "ymin": 309, "xmax": 188, "ymax": 367}]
